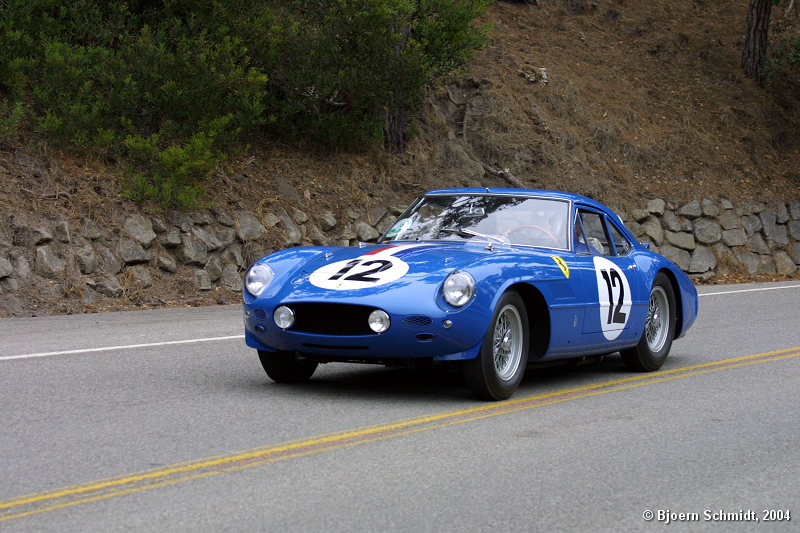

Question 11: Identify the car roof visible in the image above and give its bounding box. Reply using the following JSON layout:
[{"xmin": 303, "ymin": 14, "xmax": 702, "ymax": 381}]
[{"xmin": 423, "ymin": 187, "xmax": 612, "ymax": 213}]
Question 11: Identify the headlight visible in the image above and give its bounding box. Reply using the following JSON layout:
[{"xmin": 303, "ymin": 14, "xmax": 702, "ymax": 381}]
[
  {"xmin": 245, "ymin": 264, "xmax": 275, "ymax": 296},
  {"xmin": 368, "ymin": 310, "xmax": 390, "ymax": 333},
  {"xmin": 443, "ymin": 271, "xmax": 475, "ymax": 307},
  {"xmin": 273, "ymin": 305, "xmax": 295, "ymax": 329}
]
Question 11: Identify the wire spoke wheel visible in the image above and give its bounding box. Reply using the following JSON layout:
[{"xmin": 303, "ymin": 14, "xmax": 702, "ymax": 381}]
[
  {"xmin": 620, "ymin": 272, "xmax": 676, "ymax": 372},
  {"xmin": 492, "ymin": 305, "xmax": 523, "ymax": 381},
  {"xmin": 464, "ymin": 291, "xmax": 529, "ymax": 400},
  {"xmin": 645, "ymin": 286, "xmax": 670, "ymax": 353}
]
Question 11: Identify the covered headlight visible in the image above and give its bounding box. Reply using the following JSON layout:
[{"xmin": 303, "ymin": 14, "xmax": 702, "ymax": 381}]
[
  {"xmin": 245, "ymin": 264, "xmax": 275, "ymax": 296},
  {"xmin": 368, "ymin": 310, "xmax": 391, "ymax": 333},
  {"xmin": 443, "ymin": 271, "xmax": 475, "ymax": 307}
]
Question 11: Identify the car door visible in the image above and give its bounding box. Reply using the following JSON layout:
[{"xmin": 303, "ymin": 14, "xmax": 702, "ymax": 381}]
[{"xmin": 573, "ymin": 207, "xmax": 642, "ymax": 348}]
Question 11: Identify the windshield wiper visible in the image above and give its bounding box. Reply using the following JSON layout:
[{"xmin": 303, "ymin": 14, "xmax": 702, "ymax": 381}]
[{"xmin": 439, "ymin": 227, "xmax": 507, "ymax": 244}]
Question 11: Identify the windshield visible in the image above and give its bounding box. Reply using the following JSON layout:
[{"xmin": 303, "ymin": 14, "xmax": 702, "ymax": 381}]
[{"xmin": 381, "ymin": 194, "xmax": 570, "ymax": 250}]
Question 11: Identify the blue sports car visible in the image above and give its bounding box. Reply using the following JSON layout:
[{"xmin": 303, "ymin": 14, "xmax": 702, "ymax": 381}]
[{"xmin": 243, "ymin": 188, "xmax": 698, "ymax": 400}]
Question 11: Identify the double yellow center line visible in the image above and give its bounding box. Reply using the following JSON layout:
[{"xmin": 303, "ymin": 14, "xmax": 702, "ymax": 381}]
[{"xmin": 2, "ymin": 347, "xmax": 799, "ymax": 522}]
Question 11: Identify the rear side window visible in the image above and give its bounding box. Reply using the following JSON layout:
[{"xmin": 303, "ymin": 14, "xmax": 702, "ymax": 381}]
[
  {"xmin": 577, "ymin": 210, "xmax": 611, "ymax": 256},
  {"xmin": 608, "ymin": 222, "xmax": 632, "ymax": 255}
]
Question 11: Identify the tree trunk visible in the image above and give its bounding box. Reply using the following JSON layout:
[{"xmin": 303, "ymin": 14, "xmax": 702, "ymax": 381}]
[
  {"xmin": 383, "ymin": 107, "xmax": 408, "ymax": 154},
  {"xmin": 383, "ymin": 24, "xmax": 412, "ymax": 154},
  {"xmin": 741, "ymin": 0, "xmax": 773, "ymax": 83}
]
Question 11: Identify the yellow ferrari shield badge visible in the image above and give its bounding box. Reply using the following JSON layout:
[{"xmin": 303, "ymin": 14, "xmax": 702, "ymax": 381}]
[{"xmin": 551, "ymin": 256, "xmax": 569, "ymax": 279}]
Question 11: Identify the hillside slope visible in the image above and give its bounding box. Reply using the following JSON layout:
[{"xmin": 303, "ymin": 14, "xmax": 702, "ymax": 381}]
[{"xmin": 1, "ymin": 0, "xmax": 798, "ymax": 316}]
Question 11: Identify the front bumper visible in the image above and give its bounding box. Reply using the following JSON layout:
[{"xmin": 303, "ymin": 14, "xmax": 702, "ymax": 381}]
[{"xmin": 243, "ymin": 302, "xmax": 484, "ymax": 362}]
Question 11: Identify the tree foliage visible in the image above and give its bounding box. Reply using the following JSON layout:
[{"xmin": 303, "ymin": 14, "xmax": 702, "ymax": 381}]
[{"xmin": 0, "ymin": 0, "xmax": 490, "ymax": 207}]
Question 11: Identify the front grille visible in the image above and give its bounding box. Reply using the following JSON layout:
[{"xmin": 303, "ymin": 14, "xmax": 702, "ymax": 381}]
[
  {"xmin": 288, "ymin": 303, "xmax": 378, "ymax": 335},
  {"xmin": 254, "ymin": 308, "xmax": 267, "ymax": 320},
  {"xmin": 403, "ymin": 315, "xmax": 433, "ymax": 327}
]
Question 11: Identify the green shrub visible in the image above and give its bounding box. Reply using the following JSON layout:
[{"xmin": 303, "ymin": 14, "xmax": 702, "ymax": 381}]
[{"xmin": 0, "ymin": 0, "xmax": 490, "ymax": 206}]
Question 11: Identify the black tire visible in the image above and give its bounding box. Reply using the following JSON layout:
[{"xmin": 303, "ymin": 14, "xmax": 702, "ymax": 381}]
[
  {"xmin": 463, "ymin": 291, "xmax": 529, "ymax": 400},
  {"xmin": 258, "ymin": 350, "xmax": 318, "ymax": 383},
  {"xmin": 620, "ymin": 272, "xmax": 676, "ymax": 372}
]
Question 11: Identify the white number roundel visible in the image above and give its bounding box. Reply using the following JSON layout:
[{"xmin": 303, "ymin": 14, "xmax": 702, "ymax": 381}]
[
  {"xmin": 309, "ymin": 255, "xmax": 409, "ymax": 290},
  {"xmin": 593, "ymin": 256, "xmax": 632, "ymax": 340}
]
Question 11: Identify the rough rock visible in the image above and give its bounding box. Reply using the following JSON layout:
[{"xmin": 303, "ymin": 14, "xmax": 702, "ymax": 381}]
[
  {"xmin": 97, "ymin": 277, "xmax": 123, "ymax": 297},
  {"xmin": 661, "ymin": 210, "xmax": 682, "ymax": 232},
  {"xmin": 237, "ymin": 212, "xmax": 265, "ymax": 241},
  {"xmin": 721, "ymin": 228, "xmax": 747, "ymax": 247},
  {"xmin": 788, "ymin": 221, "xmax": 800, "ymax": 241},
  {"xmin": 75, "ymin": 245, "xmax": 98, "ymax": 275},
  {"xmin": 221, "ymin": 244, "xmax": 244, "ymax": 267},
  {"xmin": 221, "ymin": 264, "xmax": 243, "ymax": 292},
  {"xmin": 776, "ymin": 203, "xmax": 790, "ymax": 224},
  {"xmin": 717, "ymin": 210, "xmax": 740, "ymax": 230},
  {"xmin": 701, "ymin": 199, "xmax": 720, "ymax": 217},
  {"xmin": 741, "ymin": 214, "xmax": 762, "ymax": 236},
  {"xmin": 53, "ymin": 220, "xmax": 71, "ymax": 243},
  {"xmin": 35, "ymin": 246, "xmax": 66, "ymax": 278},
  {"xmin": 640, "ymin": 217, "xmax": 664, "ymax": 246},
  {"xmin": 0, "ymin": 257, "xmax": 12, "ymax": 279},
  {"xmin": 97, "ymin": 246, "xmax": 122, "ymax": 275},
  {"xmin": 689, "ymin": 246, "xmax": 716, "ymax": 273},
  {"xmin": 677, "ymin": 200, "xmax": 702, "ymax": 219},
  {"xmin": 769, "ymin": 225, "xmax": 790, "ymax": 247},
  {"xmin": 119, "ymin": 239, "xmax": 149, "ymax": 265},
  {"xmin": 664, "ymin": 231, "xmax": 695, "ymax": 251},
  {"xmin": 692, "ymin": 219, "xmax": 721, "ymax": 245},
  {"xmin": 658, "ymin": 245, "xmax": 691, "ymax": 271},
  {"xmin": 194, "ymin": 269, "xmax": 212, "ymax": 290},
  {"xmin": 789, "ymin": 201, "xmax": 800, "ymax": 220},
  {"xmin": 774, "ymin": 252, "xmax": 797, "ymax": 275},
  {"xmin": 291, "ymin": 208, "xmax": 309, "ymax": 224},
  {"xmin": 355, "ymin": 221, "xmax": 380, "ymax": 242},
  {"xmin": 156, "ymin": 254, "xmax": 177, "ymax": 273},
  {"xmin": 170, "ymin": 211, "xmax": 193, "ymax": 232},
  {"xmin": 735, "ymin": 250, "xmax": 760, "ymax": 275},
  {"xmin": 790, "ymin": 242, "xmax": 800, "ymax": 265},
  {"xmin": 177, "ymin": 235, "xmax": 208, "ymax": 266},
  {"xmin": 123, "ymin": 215, "xmax": 157, "ymax": 246},
  {"xmin": 646, "ymin": 198, "xmax": 665, "ymax": 216},
  {"xmin": 191, "ymin": 226, "xmax": 222, "ymax": 252},
  {"xmin": 205, "ymin": 255, "xmax": 223, "ymax": 282},
  {"xmin": 747, "ymin": 234, "xmax": 770, "ymax": 255},
  {"xmin": 318, "ymin": 212, "xmax": 338, "ymax": 231},
  {"xmin": 368, "ymin": 207, "xmax": 388, "ymax": 226},
  {"xmin": 279, "ymin": 210, "xmax": 303, "ymax": 245},
  {"xmin": 759, "ymin": 209, "xmax": 777, "ymax": 239},
  {"xmin": 129, "ymin": 266, "xmax": 153, "ymax": 288},
  {"xmin": 161, "ymin": 228, "xmax": 182, "ymax": 248}
]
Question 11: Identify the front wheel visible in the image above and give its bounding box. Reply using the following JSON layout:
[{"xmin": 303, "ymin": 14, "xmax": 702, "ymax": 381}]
[
  {"xmin": 620, "ymin": 272, "xmax": 676, "ymax": 371},
  {"xmin": 463, "ymin": 291, "xmax": 529, "ymax": 400},
  {"xmin": 258, "ymin": 350, "xmax": 318, "ymax": 383}
]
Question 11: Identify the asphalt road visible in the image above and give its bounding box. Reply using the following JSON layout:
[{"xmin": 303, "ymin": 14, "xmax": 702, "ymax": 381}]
[{"xmin": 1, "ymin": 281, "xmax": 799, "ymax": 532}]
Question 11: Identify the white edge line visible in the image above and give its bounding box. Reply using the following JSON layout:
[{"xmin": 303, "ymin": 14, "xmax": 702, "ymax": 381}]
[
  {"xmin": 698, "ymin": 284, "xmax": 800, "ymax": 297},
  {"xmin": 4, "ymin": 284, "xmax": 799, "ymax": 361},
  {"xmin": 1, "ymin": 335, "xmax": 245, "ymax": 361}
]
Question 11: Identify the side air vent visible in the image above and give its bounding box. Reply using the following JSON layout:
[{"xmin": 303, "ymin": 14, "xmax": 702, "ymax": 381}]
[{"xmin": 403, "ymin": 316, "xmax": 433, "ymax": 327}]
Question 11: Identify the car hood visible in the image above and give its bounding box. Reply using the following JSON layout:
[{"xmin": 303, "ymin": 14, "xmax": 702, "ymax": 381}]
[{"xmin": 272, "ymin": 241, "xmax": 495, "ymax": 304}]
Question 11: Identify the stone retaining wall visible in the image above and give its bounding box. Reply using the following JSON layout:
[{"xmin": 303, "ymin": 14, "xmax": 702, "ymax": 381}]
[
  {"xmin": 622, "ymin": 198, "xmax": 800, "ymax": 278},
  {"xmin": 1, "ymin": 197, "xmax": 798, "ymax": 315}
]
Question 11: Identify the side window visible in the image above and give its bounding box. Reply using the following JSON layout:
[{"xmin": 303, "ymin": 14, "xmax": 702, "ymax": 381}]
[
  {"xmin": 608, "ymin": 222, "xmax": 632, "ymax": 255},
  {"xmin": 577, "ymin": 210, "xmax": 611, "ymax": 256}
]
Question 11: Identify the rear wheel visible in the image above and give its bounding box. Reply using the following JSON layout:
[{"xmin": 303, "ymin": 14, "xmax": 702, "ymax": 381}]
[
  {"xmin": 464, "ymin": 291, "xmax": 529, "ymax": 400},
  {"xmin": 258, "ymin": 350, "xmax": 318, "ymax": 383},
  {"xmin": 620, "ymin": 272, "xmax": 676, "ymax": 371}
]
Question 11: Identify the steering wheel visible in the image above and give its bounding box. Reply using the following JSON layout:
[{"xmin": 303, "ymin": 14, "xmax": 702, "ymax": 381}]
[{"xmin": 503, "ymin": 224, "xmax": 560, "ymax": 247}]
